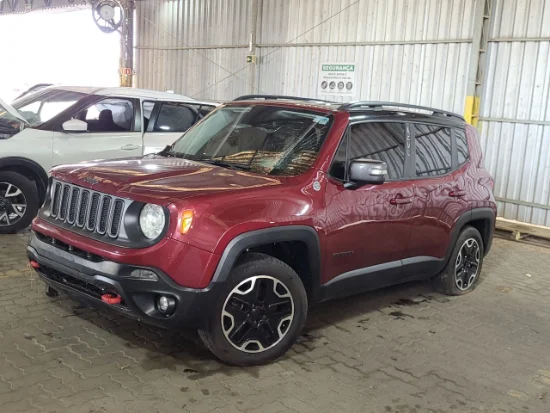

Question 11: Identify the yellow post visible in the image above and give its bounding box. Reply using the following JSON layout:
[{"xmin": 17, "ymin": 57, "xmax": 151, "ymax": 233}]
[{"xmin": 464, "ymin": 96, "xmax": 480, "ymax": 127}]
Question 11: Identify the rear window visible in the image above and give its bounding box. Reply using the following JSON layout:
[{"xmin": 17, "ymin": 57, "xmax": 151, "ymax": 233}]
[
  {"xmin": 456, "ymin": 129, "xmax": 469, "ymax": 165},
  {"xmin": 414, "ymin": 124, "xmax": 452, "ymax": 177}
]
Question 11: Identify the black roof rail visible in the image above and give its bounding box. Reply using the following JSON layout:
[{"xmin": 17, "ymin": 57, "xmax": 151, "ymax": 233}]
[
  {"xmin": 233, "ymin": 94, "xmax": 337, "ymax": 104},
  {"xmin": 339, "ymin": 101, "xmax": 464, "ymax": 121}
]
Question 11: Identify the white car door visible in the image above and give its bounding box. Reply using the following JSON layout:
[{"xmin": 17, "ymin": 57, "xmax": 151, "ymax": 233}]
[
  {"xmin": 52, "ymin": 97, "xmax": 142, "ymax": 166},
  {"xmin": 142, "ymin": 101, "xmax": 202, "ymax": 155}
]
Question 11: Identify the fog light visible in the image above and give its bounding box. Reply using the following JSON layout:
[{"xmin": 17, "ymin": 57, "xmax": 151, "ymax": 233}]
[
  {"xmin": 157, "ymin": 295, "xmax": 176, "ymax": 315},
  {"xmin": 128, "ymin": 269, "xmax": 158, "ymax": 281}
]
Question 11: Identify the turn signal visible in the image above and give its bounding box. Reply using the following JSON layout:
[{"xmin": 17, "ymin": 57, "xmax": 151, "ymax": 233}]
[{"xmin": 180, "ymin": 210, "xmax": 194, "ymax": 234}]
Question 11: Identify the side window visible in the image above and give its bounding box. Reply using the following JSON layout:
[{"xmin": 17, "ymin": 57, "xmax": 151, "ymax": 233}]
[
  {"xmin": 198, "ymin": 105, "xmax": 216, "ymax": 117},
  {"xmin": 142, "ymin": 101, "xmax": 154, "ymax": 131},
  {"xmin": 349, "ymin": 122, "xmax": 406, "ymax": 180},
  {"xmin": 456, "ymin": 128, "xmax": 469, "ymax": 165},
  {"xmin": 414, "ymin": 124, "xmax": 452, "ymax": 177},
  {"xmin": 80, "ymin": 98, "xmax": 134, "ymax": 132},
  {"xmin": 153, "ymin": 103, "xmax": 197, "ymax": 132}
]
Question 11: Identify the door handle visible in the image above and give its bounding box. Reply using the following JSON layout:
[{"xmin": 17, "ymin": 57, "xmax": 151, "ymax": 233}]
[
  {"xmin": 121, "ymin": 144, "xmax": 140, "ymax": 151},
  {"xmin": 449, "ymin": 189, "xmax": 466, "ymax": 198},
  {"xmin": 390, "ymin": 195, "xmax": 413, "ymax": 205}
]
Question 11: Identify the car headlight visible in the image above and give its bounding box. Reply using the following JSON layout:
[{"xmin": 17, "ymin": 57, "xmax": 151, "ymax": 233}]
[{"xmin": 139, "ymin": 204, "xmax": 166, "ymax": 239}]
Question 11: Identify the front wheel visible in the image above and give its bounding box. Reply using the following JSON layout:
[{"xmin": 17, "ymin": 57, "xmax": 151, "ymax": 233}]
[
  {"xmin": 199, "ymin": 253, "xmax": 308, "ymax": 366},
  {"xmin": 0, "ymin": 171, "xmax": 39, "ymax": 234},
  {"xmin": 433, "ymin": 226, "xmax": 484, "ymax": 296}
]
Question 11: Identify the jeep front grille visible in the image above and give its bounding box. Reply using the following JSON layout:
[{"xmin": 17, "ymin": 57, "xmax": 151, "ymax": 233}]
[{"xmin": 49, "ymin": 180, "xmax": 126, "ymax": 239}]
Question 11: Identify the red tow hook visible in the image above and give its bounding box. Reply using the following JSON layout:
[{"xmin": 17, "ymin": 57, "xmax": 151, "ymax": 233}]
[
  {"xmin": 29, "ymin": 260, "xmax": 40, "ymax": 269},
  {"xmin": 101, "ymin": 293, "xmax": 122, "ymax": 305}
]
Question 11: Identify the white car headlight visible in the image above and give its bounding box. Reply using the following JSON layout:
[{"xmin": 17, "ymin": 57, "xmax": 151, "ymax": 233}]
[{"xmin": 139, "ymin": 204, "xmax": 166, "ymax": 239}]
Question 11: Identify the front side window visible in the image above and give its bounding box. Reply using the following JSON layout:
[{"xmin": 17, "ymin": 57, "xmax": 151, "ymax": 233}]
[
  {"xmin": 414, "ymin": 124, "xmax": 452, "ymax": 177},
  {"xmin": 13, "ymin": 90, "xmax": 87, "ymax": 126},
  {"xmin": 168, "ymin": 105, "xmax": 333, "ymax": 176},
  {"xmin": 349, "ymin": 122, "xmax": 406, "ymax": 180},
  {"xmin": 153, "ymin": 103, "xmax": 196, "ymax": 132},
  {"xmin": 79, "ymin": 98, "xmax": 134, "ymax": 132}
]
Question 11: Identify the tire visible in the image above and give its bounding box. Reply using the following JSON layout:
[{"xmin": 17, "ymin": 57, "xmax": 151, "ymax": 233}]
[
  {"xmin": 199, "ymin": 253, "xmax": 308, "ymax": 366},
  {"xmin": 0, "ymin": 171, "xmax": 40, "ymax": 234},
  {"xmin": 433, "ymin": 226, "xmax": 484, "ymax": 296}
]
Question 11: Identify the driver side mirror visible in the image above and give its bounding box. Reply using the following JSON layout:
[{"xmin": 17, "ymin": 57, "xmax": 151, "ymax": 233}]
[
  {"xmin": 62, "ymin": 119, "xmax": 88, "ymax": 132},
  {"xmin": 346, "ymin": 159, "xmax": 387, "ymax": 188}
]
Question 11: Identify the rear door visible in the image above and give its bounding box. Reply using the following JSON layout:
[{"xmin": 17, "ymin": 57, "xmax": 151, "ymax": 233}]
[
  {"xmin": 143, "ymin": 101, "xmax": 214, "ymax": 154},
  {"xmin": 408, "ymin": 123, "xmax": 471, "ymax": 276},
  {"xmin": 52, "ymin": 97, "xmax": 142, "ymax": 165}
]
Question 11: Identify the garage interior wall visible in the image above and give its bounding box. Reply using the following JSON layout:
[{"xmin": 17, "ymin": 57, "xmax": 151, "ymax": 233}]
[{"xmin": 135, "ymin": 0, "xmax": 550, "ymax": 227}]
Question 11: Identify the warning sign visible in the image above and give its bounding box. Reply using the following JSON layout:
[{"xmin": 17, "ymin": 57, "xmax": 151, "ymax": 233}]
[{"xmin": 318, "ymin": 63, "xmax": 357, "ymax": 97}]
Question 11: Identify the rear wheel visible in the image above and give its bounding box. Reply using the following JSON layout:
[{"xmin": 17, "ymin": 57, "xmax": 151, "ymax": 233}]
[
  {"xmin": 199, "ymin": 253, "xmax": 307, "ymax": 366},
  {"xmin": 433, "ymin": 226, "xmax": 484, "ymax": 295},
  {"xmin": 0, "ymin": 171, "xmax": 39, "ymax": 234}
]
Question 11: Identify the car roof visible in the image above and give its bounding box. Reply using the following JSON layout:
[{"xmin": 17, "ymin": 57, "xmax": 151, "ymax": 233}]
[
  {"xmin": 227, "ymin": 99, "xmax": 343, "ymax": 111},
  {"xmin": 44, "ymin": 86, "xmax": 220, "ymax": 106},
  {"xmin": 228, "ymin": 96, "xmax": 465, "ymax": 125}
]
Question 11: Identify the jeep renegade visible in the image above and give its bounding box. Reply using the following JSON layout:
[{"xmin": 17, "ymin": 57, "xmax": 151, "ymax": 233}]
[{"xmin": 27, "ymin": 95, "xmax": 496, "ymax": 366}]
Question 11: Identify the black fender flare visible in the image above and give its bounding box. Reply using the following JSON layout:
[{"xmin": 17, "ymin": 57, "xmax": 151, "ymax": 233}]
[
  {"xmin": 444, "ymin": 207, "xmax": 496, "ymax": 265},
  {"xmin": 0, "ymin": 157, "xmax": 49, "ymax": 202},
  {"xmin": 210, "ymin": 225, "xmax": 322, "ymax": 298}
]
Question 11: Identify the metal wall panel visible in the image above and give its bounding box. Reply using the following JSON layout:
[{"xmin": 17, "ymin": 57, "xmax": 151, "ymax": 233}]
[
  {"xmin": 479, "ymin": 0, "xmax": 550, "ymax": 225},
  {"xmin": 136, "ymin": 0, "xmax": 476, "ymax": 108},
  {"xmin": 135, "ymin": 0, "xmax": 250, "ymax": 99}
]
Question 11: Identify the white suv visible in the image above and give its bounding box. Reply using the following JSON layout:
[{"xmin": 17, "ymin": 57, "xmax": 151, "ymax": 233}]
[{"xmin": 0, "ymin": 86, "xmax": 218, "ymax": 233}]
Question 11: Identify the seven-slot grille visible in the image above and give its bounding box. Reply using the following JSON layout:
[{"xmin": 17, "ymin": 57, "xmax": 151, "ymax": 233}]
[{"xmin": 49, "ymin": 180, "xmax": 126, "ymax": 239}]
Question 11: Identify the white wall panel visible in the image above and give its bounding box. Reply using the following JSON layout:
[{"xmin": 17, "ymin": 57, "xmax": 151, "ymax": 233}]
[{"xmin": 480, "ymin": 0, "xmax": 550, "ymax": 225}]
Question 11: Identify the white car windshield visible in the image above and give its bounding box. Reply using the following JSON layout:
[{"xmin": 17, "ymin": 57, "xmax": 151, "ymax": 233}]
[{"xmin": 11, "ymin": 90, "xmax": 87, "ymax": 127}]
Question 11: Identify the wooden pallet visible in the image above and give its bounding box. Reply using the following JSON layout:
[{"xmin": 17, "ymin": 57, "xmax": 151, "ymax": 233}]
[{"xmin": 496, "ymin": 218, "xmax": 550, "ymax": 242}]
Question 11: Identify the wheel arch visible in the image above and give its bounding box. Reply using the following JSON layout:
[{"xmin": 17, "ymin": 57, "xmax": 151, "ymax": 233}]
[
  {"xmin": 445, "ymin": 208, "xmax": 496, "ymax": 265},
  {"xmin": 211, "ymin": 226, "xmax": 322, "ymax": 303},
  {"xmin": 0, "ymin": 157, "xmax": 49, "ymax": 203}
]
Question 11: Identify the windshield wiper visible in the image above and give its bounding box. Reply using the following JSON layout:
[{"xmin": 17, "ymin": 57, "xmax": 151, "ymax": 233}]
[{"xmin": 199, "ymin": 159, "xmax": 251, "ymax": 171}]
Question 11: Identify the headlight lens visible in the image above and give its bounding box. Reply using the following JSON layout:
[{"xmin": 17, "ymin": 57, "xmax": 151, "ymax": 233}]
[{"xmin": 139, "ymin": 204, "xmax": 165, "ymax": 239}]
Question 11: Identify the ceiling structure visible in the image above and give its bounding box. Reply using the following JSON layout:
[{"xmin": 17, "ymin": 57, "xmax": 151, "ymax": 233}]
[{"xmin": 0, "ymin": 0, "xmax": 87, "ymax": 15}]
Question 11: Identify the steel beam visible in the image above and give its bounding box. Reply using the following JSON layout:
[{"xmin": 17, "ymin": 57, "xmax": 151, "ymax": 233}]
[{"xmin": 464, "ymin": 0, "xmax": 493, "ymax": 127}]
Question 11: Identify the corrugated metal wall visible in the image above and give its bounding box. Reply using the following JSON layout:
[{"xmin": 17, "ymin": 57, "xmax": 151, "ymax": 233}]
[
  {"xmin": 135, "ymin": 0, "xmax": 251, "ymax": 99},
  {"xmin": 480, "ymin": 0, "xmax": 550, "ymax": 226},
  {"xmin": 135, "ymin": 0, "xmax": 550, "ymax": 226},
  {"xmin": 135, "ymin": 0, "xmax": 476, "ymax": 112},
  {"xmin": 256, "ymin": 0, "xmax": 475, "ymax": 113}
]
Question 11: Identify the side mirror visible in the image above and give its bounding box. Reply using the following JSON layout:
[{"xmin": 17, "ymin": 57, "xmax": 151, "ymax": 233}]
[
  {"xmin": 62, "ymin": 119, "xmax": 88, "ymax": 132},
  {"xmin": 347, "ymin": 158, "xmax": 387, "ymax": 188}
]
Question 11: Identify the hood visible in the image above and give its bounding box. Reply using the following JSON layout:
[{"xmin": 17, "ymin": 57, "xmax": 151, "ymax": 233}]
[
  {"xmin": 51, "ymin": 156, "xmax": 286, "ymax": 204},
  {"xmin": 0, "ymin": 96, "xmax": 29, "ymax": 126}
]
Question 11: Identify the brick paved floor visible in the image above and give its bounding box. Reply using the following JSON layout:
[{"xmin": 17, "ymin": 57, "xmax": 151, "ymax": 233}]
[{"xmin": 1, "ymin": 231, "xmax": 550, "ymax": 413}]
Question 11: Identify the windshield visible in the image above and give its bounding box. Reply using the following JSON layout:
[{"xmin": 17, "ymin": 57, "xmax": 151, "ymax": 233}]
[
  {"xmin": 168, "ymin": 105, "xmax": 333, "ymax": 176},
  {"xmin": 10, "ymin": 90, "xmax": 87, "ymax": 127}
]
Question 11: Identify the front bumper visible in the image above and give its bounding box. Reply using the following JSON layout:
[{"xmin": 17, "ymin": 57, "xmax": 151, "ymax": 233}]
[{"xmin": 27, "ymin": 231, "xmax": 218, "ymax": 329}]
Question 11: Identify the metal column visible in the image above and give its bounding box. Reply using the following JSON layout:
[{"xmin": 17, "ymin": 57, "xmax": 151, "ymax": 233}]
[
  {"xmin": 119, "ymin": 0, "xmax": 134, "ymax": 87},
  {"xmin": 247, "ymin": 0, "xmax": 259, "ymax": 94},
  {"xmin": 464, "ymin": 0, "xmax": 493, "ymax": 127}
]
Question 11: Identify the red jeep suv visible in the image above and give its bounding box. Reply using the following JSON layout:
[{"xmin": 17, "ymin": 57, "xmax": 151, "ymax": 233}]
[{"xmin": 28, "ymin": 96, "xmax": 496, "ymax": 366}]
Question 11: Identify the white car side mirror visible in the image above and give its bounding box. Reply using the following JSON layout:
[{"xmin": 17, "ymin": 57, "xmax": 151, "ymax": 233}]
[{"xmin": 62, "ymin": 119, "xmax": 88, "ymax": 132}]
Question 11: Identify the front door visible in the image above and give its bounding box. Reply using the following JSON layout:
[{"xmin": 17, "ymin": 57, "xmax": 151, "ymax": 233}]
[
  {"xmin": 52, "ymin": 97, "xmax": 142, "ymax": 166},
  {"xmin": 322, "ymin": 121, "xmax": 416, "ymax": 296}
]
